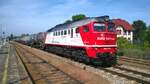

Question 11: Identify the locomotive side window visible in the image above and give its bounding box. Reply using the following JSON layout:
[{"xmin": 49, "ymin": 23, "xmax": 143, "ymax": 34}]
[
  {"xmin": 53, "ymin": 32, "xmax": 55, "ymax": 36},
  {"xmin": 108, "ymin": 23, "xmax": 115, "ymax": 32},
  {"xmin": 54, "ymin": 32, "xmax": 56, "ymax": 36},
  {"xmin": 68, "ymin": 29, "xmax": 70, "ymax": 34},
  {"xmin": 56, "ymin": 32, "xmax": 57, "ymax": 36},
  {"xmin": 71, "ymin": 29, "xmax": 73, "ymax": 38},
  {"xmin": 58, "ymin": 31, "xmax": 60, "ymax": 36},
  {"xmin": 61, "ymin": 31, "xmax": 63, "ymax": 35},
  {"xmin": 76, "ymin": 28, "xmax": 79, "ymax": 33},
  {"xmin": 94, "ymin": 23, "xmax": 105, "ymax": 32},
  {"xmin": 83, "ymin": 26, "xmax": 89, "ymax": 32},
  {"xmin": 64, "ymin": 30, "xmax": 67, "ymax": 35}
]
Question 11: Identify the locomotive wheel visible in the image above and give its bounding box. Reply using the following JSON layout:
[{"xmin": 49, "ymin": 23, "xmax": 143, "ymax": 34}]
[
  {"xmin": 109, "ymin": 56, "xmax": 117, "ymax": 66},
  {"xmin": 89, "ymin": 58, "xmax": 103, "ymax": 66},
  {"xmin": 84, "ymin": 57, "xmax": 90, "ymax": 64},
  {"xmin": 101, "ymin": 56, "xmax": 117, "ymax": 67}
]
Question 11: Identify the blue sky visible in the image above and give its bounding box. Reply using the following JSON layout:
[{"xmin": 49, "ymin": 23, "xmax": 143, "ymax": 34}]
[{"xmin": 0, "ymin": 0, "xmax": 150, "ymax": 36}]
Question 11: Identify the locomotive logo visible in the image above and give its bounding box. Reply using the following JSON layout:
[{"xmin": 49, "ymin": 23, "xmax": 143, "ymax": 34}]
[{"xmin": 97, "ymin": 37, "xmax": 115, "ymax": 40}]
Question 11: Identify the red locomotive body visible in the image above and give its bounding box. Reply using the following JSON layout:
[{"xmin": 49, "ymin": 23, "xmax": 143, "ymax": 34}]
[
  {"xmin": 44, "ymin": 16, "xmax": 117, "ymax": 65},
  {"xmin": 79, "ymin": 21, "xmax": 117, "ymax": 58}
]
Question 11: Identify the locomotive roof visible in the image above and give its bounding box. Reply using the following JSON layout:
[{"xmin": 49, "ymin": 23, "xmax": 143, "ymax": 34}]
[{"xmin": 47, "ymin": 16, "xmax": 110, "ymax": 32}]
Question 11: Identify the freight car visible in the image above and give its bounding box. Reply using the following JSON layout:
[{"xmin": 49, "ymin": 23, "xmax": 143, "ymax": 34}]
[
  {"xmin": 29, "ymin": 32, "xmax": 46, "ymax": 49},
  {"xmin": 16, "ymin": 35, "xmax": 33, "ymax": 45}
]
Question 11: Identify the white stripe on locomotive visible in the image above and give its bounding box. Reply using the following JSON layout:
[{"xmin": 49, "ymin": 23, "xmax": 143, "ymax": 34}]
[{"xmin": 45, "ymin": 27, "xmax": 84, "ymax": 46}]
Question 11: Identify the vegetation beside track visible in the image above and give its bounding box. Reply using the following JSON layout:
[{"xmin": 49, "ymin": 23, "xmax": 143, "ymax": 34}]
[
  {"xmin": 117, "ymin": 37, "xmax": 150, "ymax": 60},
  {"xmin": 117, "ymin": 20, "xmax": 150, "ymax": 60}
]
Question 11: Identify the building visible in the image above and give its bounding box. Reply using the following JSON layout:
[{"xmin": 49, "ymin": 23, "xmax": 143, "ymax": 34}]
[{"xmin": 113, "ymin": 19, "xmax": 133, "ymax": 42}]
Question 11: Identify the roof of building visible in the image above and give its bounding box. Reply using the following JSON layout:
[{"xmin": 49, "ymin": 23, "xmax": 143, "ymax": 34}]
[{"xmin": 112, "ymin": 19, "xmax": 133, "ymax": 30}]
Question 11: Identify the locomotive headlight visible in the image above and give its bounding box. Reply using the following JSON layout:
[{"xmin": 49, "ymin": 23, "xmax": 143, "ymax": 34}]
[
  {"xmin": 110, "ymin": 52, "xmax": 113, "ymax": 54},
  {"xmin": 100, "ymin": 33, "xmax": 104, "ymax": 37},
  {"xmin": 94, "ymin": 48, "xmax": 98, "ymax": 50}
]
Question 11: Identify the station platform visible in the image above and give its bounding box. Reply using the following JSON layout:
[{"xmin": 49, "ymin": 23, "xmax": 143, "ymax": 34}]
[{"xmin": 0, "ymin": 43, "xmax": 32, "ymax": 84}]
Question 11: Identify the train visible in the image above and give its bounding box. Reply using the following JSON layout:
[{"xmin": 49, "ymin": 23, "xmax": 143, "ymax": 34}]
[{"xmin": 15, "ymin": 16, "xmax": 131, "ymax": 66}]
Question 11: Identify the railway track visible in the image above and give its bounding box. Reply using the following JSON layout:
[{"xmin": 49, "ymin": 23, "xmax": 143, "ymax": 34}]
[
  {"xmin": 12, "ymin": 42, "xmax": 110, "ymax": 84},
  {"xmin": 14, "ymin": 44, "xmax": 81, "ymax": 84},
  {"xmin": 54, "ymin": 52, "xmax": 150, "ymax": 84},
  {"xmin": 119, "ymin": 56, "xmax": 150, "ymax": 66},
  {"xmin": 12, "ymin": 42, "xmax": 150, "ymax": 84},
  {"xmin": 101, "ymin": 66, "xmax": 150, "ymax": 84}
]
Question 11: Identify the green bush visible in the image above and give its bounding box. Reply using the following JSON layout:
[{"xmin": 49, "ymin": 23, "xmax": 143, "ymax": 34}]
[
  {"xmin": 117, "ymin": 37, "xmax": 150, "ymax": 60},
  {"xmin": 117, "ymin": 37, "xmax": 133, "ymax": 49}
]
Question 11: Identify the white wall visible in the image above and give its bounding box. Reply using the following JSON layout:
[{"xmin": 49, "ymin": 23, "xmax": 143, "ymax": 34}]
[{"xmin": 116, "ymin": 26, "xmax": 133, "ymax": 42}]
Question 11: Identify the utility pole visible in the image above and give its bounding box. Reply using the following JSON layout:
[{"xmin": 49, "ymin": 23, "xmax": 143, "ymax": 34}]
[
  {"xmin": 0, "ymin": 24, "xmax": 2, "ymax": 48},
  {"xmin": 0, "ymin": 24, "xmax": 6, "ymax": 47}
]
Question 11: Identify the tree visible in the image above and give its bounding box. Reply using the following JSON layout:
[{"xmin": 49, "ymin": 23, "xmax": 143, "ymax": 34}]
[
  {"xmin": 72, "ymin": 14, "xmax": 86, "ymax": 21},
  {"xmin": 64, "ymin": 20, "xmax": 72, "ymax": 24},
  {"xmin": 146, "ymin": 25, "xmax": 150, "ymax": 39},
  {"xmin": 132, "ymin": 20, "xmax": 147, "ymax": 45},
  {"xmin": 145, "ymin": 26, "xmax": 150, "ymax": 48},
  {"xmin": 21, "ymin": 33, "xmax": 29, "ymax": 37}
]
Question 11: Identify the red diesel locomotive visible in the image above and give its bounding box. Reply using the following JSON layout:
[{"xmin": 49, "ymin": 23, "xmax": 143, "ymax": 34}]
[{"xmin": 44, "ymin": 16, "xmax": 117, "ymax": 65}]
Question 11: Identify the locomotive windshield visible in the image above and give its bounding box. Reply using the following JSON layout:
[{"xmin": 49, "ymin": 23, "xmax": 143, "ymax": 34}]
[
  {"xmin": 108, "ymin": 23, "xmax": 115, "ymax": 32},
  {"xmin": 94, "ymin": 23, "xmax": 105, "ymax": 32}
]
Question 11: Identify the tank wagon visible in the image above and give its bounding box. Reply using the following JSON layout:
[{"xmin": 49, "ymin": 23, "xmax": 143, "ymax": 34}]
[{"xmin": 16, "ymin": 35, "xmax": 32, "ymax": 45}]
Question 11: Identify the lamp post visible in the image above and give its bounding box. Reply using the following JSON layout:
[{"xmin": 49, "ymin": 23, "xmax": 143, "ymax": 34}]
[
  {"xmin": 0, "ymin": 24, "xmax": 2, "ymax": 48},
  {"xmin": 2, "ymin": 31, "xmax": 6, "ymax": 45}
]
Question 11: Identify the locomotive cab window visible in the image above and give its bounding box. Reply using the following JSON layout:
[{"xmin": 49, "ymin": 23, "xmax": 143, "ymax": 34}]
[
  {"xmin": 83, "ymin": 26, "xmax": 89, "ymax": 32},
  {"xmin": 94, "ymin": 23, "xmax": 105, "ymax": 32},
  {"xmin": 108, "ymin": 23, "xmax": 115, "ymax": 32}
]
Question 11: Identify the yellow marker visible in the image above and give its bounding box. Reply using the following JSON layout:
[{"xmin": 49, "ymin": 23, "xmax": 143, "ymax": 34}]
[{"xmin": 1, "ymin": 44, "xmax": 10, "ymax": 84}]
